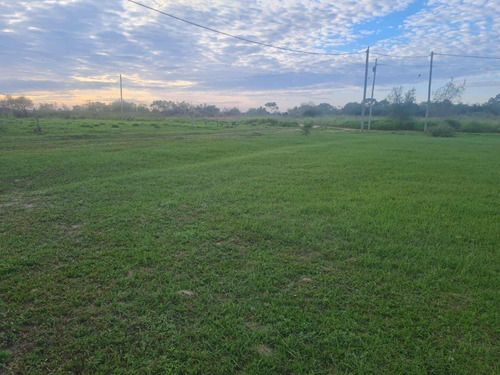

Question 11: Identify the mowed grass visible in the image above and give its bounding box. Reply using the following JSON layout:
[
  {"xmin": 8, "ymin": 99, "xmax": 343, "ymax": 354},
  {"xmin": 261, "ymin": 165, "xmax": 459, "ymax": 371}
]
[{"xmin": 1, "ymin": 119, "xmax": 499, "ymax": 374}]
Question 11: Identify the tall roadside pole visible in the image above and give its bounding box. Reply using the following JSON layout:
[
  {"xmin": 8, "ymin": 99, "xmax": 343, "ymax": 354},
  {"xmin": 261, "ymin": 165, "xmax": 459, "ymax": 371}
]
[
  {"xmin": 424, "ymin": 51, "xmax": 434, "ymax": 132},
  {"xmin": 360, "ymin": 47, "xmax": 370, "ymax": 131},
  {"xmin": 120, "ymin": 74, "xmax": 124, "ymax": 119},
  {"xmin": 368, "ymin": 58, "xmax": 378, "ymax": 131}
]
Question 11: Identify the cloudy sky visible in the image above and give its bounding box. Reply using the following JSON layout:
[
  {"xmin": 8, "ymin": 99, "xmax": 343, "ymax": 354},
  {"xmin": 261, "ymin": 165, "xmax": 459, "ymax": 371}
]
[{"xmin": 1, "ymin": 0, "xmax": 499, "ymax": 110}]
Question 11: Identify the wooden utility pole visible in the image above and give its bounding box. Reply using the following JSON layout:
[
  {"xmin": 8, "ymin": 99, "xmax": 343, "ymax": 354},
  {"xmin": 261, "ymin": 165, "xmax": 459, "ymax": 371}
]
[
  {"xmin": 360, "ymin": 47, "xmax": 370, "ymax": 131},
  {"xmin": 120, "ymin": 74, "xmax": 124, "ymax": 119},
  {"xmin": 368, "ymin": 58, "xmax": 378, "ymax": 131},
  {"xmin": 34, "ymin": 113, "xmax": 41, "ymax": 133},
  {"xmin": 424, "ymin": 51, "xmax": 434, "ymax": 132}
]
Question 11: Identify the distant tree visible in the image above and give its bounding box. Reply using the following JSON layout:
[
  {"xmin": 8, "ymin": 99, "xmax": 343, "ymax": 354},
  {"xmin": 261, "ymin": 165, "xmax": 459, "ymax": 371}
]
[
  {"xmin": 110, "ymin": 100, "xmax": 135, "ymax": 113},
  {"xmin": 38, "ymin": 102, "xmax": 58, "ymax": 117},
  {"xmin": 195, "ymin": 103, "xmax": 220, "ymax": 117},
  {"xmin": 264, "ymin": 102, "xmax": 279, "ymax": 114},
  {"xmin": 85, "ymin": 101, "xmax": 107, "ymax": 113},
  {"xmin": 38, "ymin": 102, "xmax": 57, "ymax": 111},
  {"xmin": 222, "ymin": 107, "xmax": 241, "ymax": 117},
  {"xmin": 489, "ymin": 93, "xmax": 500, "ymax": 103},
  {"xmin": 136, "ymin": 104, "xmax": 150, "ymax": 113},
  {"xmin": 0, "ymin": 96, "xmax": 9, "ymax": 115},
  {"xmin": 287, "ymin": 102, "xmax": 339, "ymax": 117},
  {"xmin": 433, "ymin": 78, "xmax": 466, "ymax": 103},
  {"xmin": 0, "ymin": 95, "xmax": 34, "ymax": 117},
  {"xmin": 13, "ymin": 96, "xmax": 34, "ymax": 114},
  {"xmin": 387, "ymin": 86, "xmax": 417, "ymax": 123},
  {"xmin": 150, "ymin": 100, "xmax": 168, "ymax": 113},
  {"xmin": 341, "ymin": 102, "xmax": 362, "ymax": 116},
  {"xmin": 371, "ymin": 99, "xmax": 391, "ymax": 116},
  {"xmin": 483, "ymin": 93, "xmax": 500, "ymax": 115},
  {"xmin": 150, "ymin": 100, "xmax": 192, "ymax": 116},
  {"xmin": 245, "ymin": 107, "xmax": 269, "ymax": 116},
  {"xmin": 317, "ymin": 103, "xmax": 339, "ymax": 115}
]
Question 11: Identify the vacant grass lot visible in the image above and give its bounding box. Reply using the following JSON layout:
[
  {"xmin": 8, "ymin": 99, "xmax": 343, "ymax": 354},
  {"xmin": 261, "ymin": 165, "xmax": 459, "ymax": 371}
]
[{"xmin": 1, "ymin": 119, "xmax": 499, "ymax": 374}]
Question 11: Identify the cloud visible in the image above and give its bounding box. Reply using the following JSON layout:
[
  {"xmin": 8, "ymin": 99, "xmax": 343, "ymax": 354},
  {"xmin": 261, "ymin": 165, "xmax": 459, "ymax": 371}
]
[{"xmin": 0, "ymin": 0, "xmax": 498, "ymax": 108}]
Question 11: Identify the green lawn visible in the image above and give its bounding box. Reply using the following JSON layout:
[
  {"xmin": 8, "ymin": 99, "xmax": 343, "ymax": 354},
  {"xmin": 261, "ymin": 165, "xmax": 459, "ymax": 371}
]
[{"xmin": 1, "ymin": 119, "xmax": 499, "ymax": 374}]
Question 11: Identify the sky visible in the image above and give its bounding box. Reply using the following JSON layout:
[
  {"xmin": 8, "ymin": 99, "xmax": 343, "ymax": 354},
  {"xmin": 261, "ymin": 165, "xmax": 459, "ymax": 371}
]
[{"xmin": 1, "ymin": 0, "xmax": 499, "ymax": 110}]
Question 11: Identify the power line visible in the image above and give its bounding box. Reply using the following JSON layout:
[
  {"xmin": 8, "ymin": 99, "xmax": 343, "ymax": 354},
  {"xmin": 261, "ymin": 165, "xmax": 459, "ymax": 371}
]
[
  {"xmin": 371, "ymin": 52, "xmax": 428, "ymax": 59},
  {"xmin": 127, "ymin": 0, "xmax": 362, "ymax": 56},
  {"xmin": 435, "ymin": 52, "xmax": 500, "ymax": 60}
]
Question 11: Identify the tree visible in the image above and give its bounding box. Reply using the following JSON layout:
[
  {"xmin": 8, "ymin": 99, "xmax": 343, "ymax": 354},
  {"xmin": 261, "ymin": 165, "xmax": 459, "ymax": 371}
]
[
  {"xmin": 195, "ymin": 104, "xmax": 220, "ymax": 117},
  {"xmin": 341, "ymin": 102, "xmax": 362, "ymax": 116},
  {"xmin": 38, "ymin": 102, "xmax": 58, "ymax": 117},
  {"xmin": 84, "ymin": 101, "xmax": 106, "ymax": 113},
  {"xmin": 483, "ymin": 93, "xmax": 500, "ymax": 115},
  {"xmin": 371, "ymin": 99, "xmax": 390, "ymax": 116},
  {"xmin": 433, "ymin": 78, "xmax": 466, "ymax": 103},
  {"xmin": 245, "ymin": 107, "xmax": 269, "ymax": 116},
  {"xmin": 387, "ymin": 86, "xmax": 417, "ymax": 123},
  {"xmin": 136, "ymin": 104, "xmax": 150, "ymax": 114},
  {"xmin": 264, "ymin": 102, "xmax": 279, "ymax": 114},
  {"xmin": 0, "ymin": 95, "xmax": 34, "ymax": 117},
  {"xmin": 150, "ymin": 100, "xmax": 167, "ymax": 113},
  {"xmin": 222, "ymin": 107, "xmax": 241, "ymax": 117}
]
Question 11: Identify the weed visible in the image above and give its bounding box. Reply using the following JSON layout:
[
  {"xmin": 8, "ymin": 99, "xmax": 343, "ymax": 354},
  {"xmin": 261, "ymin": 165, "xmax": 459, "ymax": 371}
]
[
  {"xmin": 445, "ymin": 118, "xmax": 462, "ymax": 129},
  {"xmin": 300, "ymin": 122, "xmax": 313, "ymax": 135},
  {"xmin": 430, "ymin": 124, "xmax": 456, "ymax": 137}
]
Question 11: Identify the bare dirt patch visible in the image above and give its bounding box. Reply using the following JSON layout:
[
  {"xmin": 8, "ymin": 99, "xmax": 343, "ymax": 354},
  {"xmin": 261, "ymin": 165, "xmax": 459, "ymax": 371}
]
[
  {"xmin": 56, "ymin": 223, "xmax": 84, "ymax": 236},
  {"xmin": 246, "ymin": 322, "xmax": 268, "ymax": 332},
  {"xmin": 179, "ymin": 290, "xmax": 195, "ymax": 297},
  {"xmin": 255, "ymin": 345, "xmax": 273, "ymax": 356},
  {"xmin": 0, "ymin": 193, "xmax": 40, "ymax": 210}
]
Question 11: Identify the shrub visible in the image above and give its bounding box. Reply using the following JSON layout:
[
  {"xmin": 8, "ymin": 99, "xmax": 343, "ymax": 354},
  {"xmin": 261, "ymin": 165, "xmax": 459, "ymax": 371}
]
[
  {"xmin": 430, "ymin": 124, "xmax": 455, "ymax": 137},
  {"xmin": 460, "ymin": 121, "xmax": 500, "ymax": 133},
  {"xmin": 301, "ymin": 123, "xmax": 313, "ymax": 135},
  {"xmin": 278, "ymin": 120, "xmax": 299, "ymax": 127},
  {"xmin": 399, "ymin": 120, "xmax": 416, "ymax": 130},
  {"xmin": 444, "ymin": 118, "xmax": 462, "ymax": 129},
  {"xmin": 368, "ymin": 119, "xmax": 415, "ymax": 131}
]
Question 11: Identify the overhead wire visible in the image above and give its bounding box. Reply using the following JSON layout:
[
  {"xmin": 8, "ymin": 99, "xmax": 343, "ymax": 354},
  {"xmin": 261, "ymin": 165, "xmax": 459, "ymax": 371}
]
[
  {"xmin": 127, "ymin": 0, "xmax": 362, "ymax": 56},
  {"xmin": 435, "ymin": 52, "xmax": 500, "ymax": 60},
  {"xmin": 371, "ymin": 52, "xmax": 428, "ymax": 59},
  {"xmin": 127, "ymin": 0, "xmax": 500, "ymax": 103},
  {"xmin": 127, "ymin": 2, "xmax": 500, "ymax": 62}
]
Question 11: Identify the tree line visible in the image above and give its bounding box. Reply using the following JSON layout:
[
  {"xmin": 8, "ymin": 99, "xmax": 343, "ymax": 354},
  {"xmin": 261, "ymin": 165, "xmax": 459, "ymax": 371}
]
[{"xmin": 1, "ymin": 87, "xmax": 499, "ymax": 120}]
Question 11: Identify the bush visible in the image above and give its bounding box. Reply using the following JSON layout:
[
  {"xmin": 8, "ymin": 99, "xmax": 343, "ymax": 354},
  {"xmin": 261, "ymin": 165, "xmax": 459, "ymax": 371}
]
[
  {"xmin": 460, "ymin": 121, "xmax": 500, "ymax": 133},
  {"xmin": 301, "ymin": 123, "xmax": 313, "ymax": 135},
  {"xmin": 368, "ymin": 119, "xmax": 415, "ymax": 131},
  {"xmin": 444, "ymin": 118, "xmax": 462, "ymax": 129},
  {"xmin": 279, "ymin": 120, "xmax": 299, "ymax": 127},
  {"xmin": 430, "ymin": 124, "xmax": 455, "ymax": 137}
]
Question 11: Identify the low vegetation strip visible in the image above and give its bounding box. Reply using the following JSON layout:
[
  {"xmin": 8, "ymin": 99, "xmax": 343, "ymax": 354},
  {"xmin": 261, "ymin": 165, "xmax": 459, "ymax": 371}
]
[{"xmin": 1, "ymin": 120, "xmax": 499, "ymax": 374}]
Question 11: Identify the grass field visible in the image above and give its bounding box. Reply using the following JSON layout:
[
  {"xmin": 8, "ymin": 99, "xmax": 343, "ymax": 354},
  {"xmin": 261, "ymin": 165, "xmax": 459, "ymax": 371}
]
[{"xmin": 1, "ymin": 118, "xmax": 499, "ymax": 374}]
